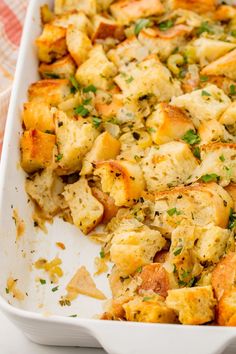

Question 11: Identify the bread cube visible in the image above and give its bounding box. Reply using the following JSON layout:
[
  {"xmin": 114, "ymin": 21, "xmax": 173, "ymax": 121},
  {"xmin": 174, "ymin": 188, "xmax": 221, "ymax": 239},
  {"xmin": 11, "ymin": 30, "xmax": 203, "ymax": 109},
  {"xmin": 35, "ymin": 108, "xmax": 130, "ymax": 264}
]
[
  {"xmin": 66, "ymin": 25, "xmax": 92, "ymax": 66},
  {"xmin": 217, "ymin": 289, "xmax": 236, "ymax": 326},
  {"xmin": 212, "ymin": 253, "xmax": 236, "ymax": 301},
  {"xmin": 201, "ymin": 49, "xmax": 236, "ymax": 80},
  {"xmin": 193, "ymin": 38, "xmax": 236, "ymax": 67},
  {"xmin": 151, "ymin": 183, "xmax": 233, "ymax": 235},
  {"xmin": 21, "ymin": 130, "xmax": 55, "ymax": 173},
  {"xmin": 52, "ymin": 11, "xmax": 93, "ymax": 35},
  {"xmin": 75, "ymin": 45, "xmax": 117, "ymax": 90},
  {"xmin": 35, "ymin": 24, "xmax": 67, "ymax": 63},
  {"xmin": 91, "ymin": 187, "xmax": 119, "ymax": 223},
  {"xmin": 28, "ymin": 79, "xmax": 71, "ymax": 106},
  {"xmin": 63, "ymin": 178, "xmax": 104, "ymax": 234},
  {"xmin": 214, "ymin": 5, "xmax": 236, "ymax": 21},
  {"xmin": 146, "ymin": 103, "xmax": 194, "ymax": 145},
  {"xmin": 192, "ymin": 143, "xmax": 236, "ymax": 187},
  {"xmin": 108, "ymin": 36, "xmax": 149, "ymax": 68},
  {"xmin": 110, "ymin": 0, "xmax": 164, "ymax": 25},
  {"xmin": 167, "ymin": 0, "xmax": 216, "ymax": 14},
  {"xmin": 110, "ymin": 219, "xmax": 165, "ymax": 276},
  {"xmin": 118, "ymin": 130, "xmax": 152, "ymax": 163},
  {"xmin": 220, "ymin": 102, "xmax": 236, "ymax": 126},
  {"xmin": 54, "ymin": 0, "xmax": 96, "ymax": 16},
  {"xmin": 166, "ymin": 286, "xmax": 216, "ymax": 325},
  {"xmin": 171, "ymin": 85, "xmax": 231, "ymax": 128},
  {"xmin": 95, "ymin": 91, "xmax": 123, "ymax": 119},
  {"xmin": 225, "ymin": 184, "xmax": 236, "ymax": 211},
  {"xmin": 39, "ymin": 55, "xmax": 76, "ymax": 79},
  {"xmin": 198, "ymin": 120, "xmax": 236, "ymax": 145},
  {"xmin": 195, "ymin": 225, "xmax": 233, "ymax": 264},
  {"xmin": 55, "ymin": 110, "xmax": 98, "ymax": 174},
  {"xmin": 94, "ymin": 160, "xmax": 145, "ymax": 206},
  {"xmin": 23, "ymin": 102, "xmax": 55, "ymax": 132},
  {"xmin": 92, "ymin": 15, "xmax": 124, "ymax": 41},
  {"xmin": 123, "ymin": 295, "xmax": 177, "ymax": 323},
  {"xmin": 81, "ymin": 132, "xmax": 121, "ymax": 175},
  {"xmin": 115, "ymin": 56, "xmax": 182, "ymax": 103},
  {"xmin": 26, "ymin": 168, "xmax": 63, "ymax": 218},
  {"xmin": 142, "ymin": 142, "xmax": 198, "ymax": 192}
]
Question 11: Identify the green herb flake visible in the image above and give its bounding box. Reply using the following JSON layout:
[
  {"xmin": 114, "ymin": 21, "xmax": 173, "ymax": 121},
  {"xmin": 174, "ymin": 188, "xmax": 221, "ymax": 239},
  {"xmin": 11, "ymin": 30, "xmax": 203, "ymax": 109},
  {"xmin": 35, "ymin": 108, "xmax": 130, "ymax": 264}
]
[
  {"xmin": 74, "ymin": 105, "xmax": 89, "ymax": 117},
  {"xmin": 52, "ymin": 286, "xmax": 59, "ymax": 292},
  {"xmin": 69, "ymin": 314, "xmax": 78, "ymax": 318},
  {"xmin": 193, "ymin": 147, "xmax": 201, "ymax": 159},
  {"xmin": 182, "ymin": 129, "xmax": 201, "ymax": 145},
  {"xmin": 69, "ymin": 75, "xmax": 80, "ymax": 92},
  {"xmin": 159, "ymin": 19, "xmax": 174, "ymax": 31},
  {"xmin": 167, "ymin": 208, "xmax": 181, "ymax": 216},
  {"xmin": 5, "ymin": 288, "xmax": 9, "ymax": 294},
  {"xmin": 228, "ymin": 208, "xmax": 236, "ymax": 230},
  {"xmin": 147, "ymin": 127, "xmax": 156, "ymax": 133},
  {"xmin": 44, "ymin": 72, "xmax": 60, "ymax": 79},
  {"xmin": 136, "ymin": 266, "xmax": 143, "ymax": 273},
  {"xmin": 142, "ymin": 296, "xmax": 154, "ymax": 302},
  {"xmin": 40, "ymin": 279, "xmax": 46, "ymax": 285},
  {"xmin": 200, "ymin": 75, "xmax": 209, "ymax": 82},
  {"xmin": 230, "ymin": 84, "xmax": 236, "ymax": 95},
  {"xmin": 201, "ymin": 173, "xmax": 220, "ymax": 183},
  {"xmin": 219, "ymin": 154, "xmax": 225, "ymax": 162},
  {"xmin": 197, "ymin": 22, "xmax": 214, "ymax": 35},
  {"xmin": 56, "ymin": 153, "xmax": 63, "ymax": 162},
  {"xmin": 100, "ymin": 249, "xmax": 105, "ymax": 259},
  {"xmin": 92, "ymin": 117, "xmax": 102, "ymax": 129},
  {"xmin": 173, "ymin": 247, "xmax": 183, "ymax": 256},
  {"xmin": 231, "ymin": 30, "xmax": 236, "ymax": 37},
  {"xmin": 126, "ymin": 76, "xmax": 134, "ymax": 84},
  {"xmin": 202, "ymin": 90, "xmax": 211, "ymax": 97},
  {"xmin": 83, "ymin": 98, "xmax": 92, "ymax": 105},
  {"xmin": 83, "ymin": 85, "xmax": 97, "ymax": 93},
  {"xmin": 134, "ymin": 19, "xmax": 151, "ymax": 36}
]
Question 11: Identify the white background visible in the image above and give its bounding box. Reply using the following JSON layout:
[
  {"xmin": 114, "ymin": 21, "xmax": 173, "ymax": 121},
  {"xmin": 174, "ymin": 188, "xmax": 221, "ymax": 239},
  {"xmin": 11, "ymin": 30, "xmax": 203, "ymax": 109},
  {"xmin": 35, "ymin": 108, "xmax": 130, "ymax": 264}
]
[{"xmin": 0, "ymin": 310, "xmax": 235, "ymax": 354}]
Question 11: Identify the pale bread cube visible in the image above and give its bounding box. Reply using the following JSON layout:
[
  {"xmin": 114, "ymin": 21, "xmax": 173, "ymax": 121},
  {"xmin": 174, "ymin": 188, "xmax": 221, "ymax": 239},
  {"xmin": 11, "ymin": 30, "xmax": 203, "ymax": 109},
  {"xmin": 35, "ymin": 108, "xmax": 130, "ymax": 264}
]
[{"xmin": 66, "ymin": 25, "xmax": 92, "ymax": 66}]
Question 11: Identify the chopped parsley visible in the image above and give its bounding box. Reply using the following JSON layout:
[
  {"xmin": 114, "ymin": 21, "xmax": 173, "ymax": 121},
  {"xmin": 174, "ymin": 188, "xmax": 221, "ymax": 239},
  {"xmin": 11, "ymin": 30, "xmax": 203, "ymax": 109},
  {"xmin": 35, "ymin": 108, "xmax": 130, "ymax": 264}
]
[
  {"xmin": 142, "ymin": 296, "xmax": 154, "ymax": 302},
  {"xmin": 39, "ymin": 279, "xmax": 46, "ymax": 285},
  {"xmin": 231, "ymin": 30, "xmax": 236, "ymax": 37},
  {"xmin": 136, "ymin": 266, "xmax": 143, "ymax": 273},
  {"xmin": 56, "ymin": 153, "xmax": 63, "ymax": 162},
  {"xmin": 52, "ymin": 286, "xmax": 59, "ymax": 292},
  {"xmin": 5, "ymin": 288, "xmax": 9, "ymax": 294},
  {"xmin": 44, "ymin": 72, "xmax": 60, "ymax": 79},
  {"xmin": 134, "ymin": 19, "xmax": 152, "ymax": 36},
  {"xmin": 147, "ymin": 127, "xmax": 155, "ymax": 133},
  {"xmin": 69, "ymin": 75, "xmax": 80, "ymax": 92},
  {"xmin": 219, "ymin": 154, "xmax": 225, "ymax": 162},
  {"xmin": 92, "ymin": 117, "xmax": 102, "ymax": 128},
  {"xmin": 126, "ymin": 76, "xmax": 134, "ymax": 84},
  {"xmin": 167, "ymin": 208, "xmax": 181, "ymax": 216},
  {"xmin": 59, "ymin": 298, "xmax": 71, "ymax": 307},
  {"xmin": 197, "ymin": 22, "xmax": 214, "ymax": 35},
  {"xmin": 100, "ymin": 249, "xmax": 105, "ymax": 259},
  {"xmin": 74, "ymin": 105, "xmax": 89, "ymax": 117},
  {"xmin": 173, "ymin": 247, "xmax": 183, "ymax": 256},
  {"xmin": 229, "ymin": 84, "xmax": 236, "ymax": 95},
  {"xmin": 193, "ymin": 147, "xmax": 201, "ymax": 159},
  {"xmin": 83, "ymin": 84, "xmax": 97, "ymax": 93},
  {"xmin": 202, "ymin": 90, "xmax": 211, "ymax": 97},
  {"xmin": 200, "ymin": 75, "xmax": 209, "ymax": 82},
  {"xmin": 201, "ymin": 173, "xmax": 220, "ymax": 183},
  {"xmin": 228, "ymin": 208, "xmax": 236, "ymax": 230},
  {"xmin": 69, "ymin": 314, "xmax": 78, "ymax": 318},
  {"xmin": 182, "ymin": 130, "xmax": 201, "ymax": 145},
  {"xmin": 159, "ymin": 19, "xmax": 174, "ymax": 31},
  {"xmin": 83, "ymin": 98, "xmax": 92, "ymax": 105}
]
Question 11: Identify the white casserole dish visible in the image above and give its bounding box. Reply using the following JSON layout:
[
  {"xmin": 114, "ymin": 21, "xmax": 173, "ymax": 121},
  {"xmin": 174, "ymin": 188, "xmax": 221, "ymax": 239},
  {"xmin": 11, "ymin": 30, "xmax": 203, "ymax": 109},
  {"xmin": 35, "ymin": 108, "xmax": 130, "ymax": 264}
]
[{"xmin": 0, "ymin": 1, "xmax": 236, "ymax": 353}]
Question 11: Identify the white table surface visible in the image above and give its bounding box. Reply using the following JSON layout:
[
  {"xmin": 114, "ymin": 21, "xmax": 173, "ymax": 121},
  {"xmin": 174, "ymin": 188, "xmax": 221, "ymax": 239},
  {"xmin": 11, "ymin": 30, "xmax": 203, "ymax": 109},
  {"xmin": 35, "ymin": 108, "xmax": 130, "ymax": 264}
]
[{"xmin": 0, "ymin": 310, "xmax": 235, "ymax": 354}]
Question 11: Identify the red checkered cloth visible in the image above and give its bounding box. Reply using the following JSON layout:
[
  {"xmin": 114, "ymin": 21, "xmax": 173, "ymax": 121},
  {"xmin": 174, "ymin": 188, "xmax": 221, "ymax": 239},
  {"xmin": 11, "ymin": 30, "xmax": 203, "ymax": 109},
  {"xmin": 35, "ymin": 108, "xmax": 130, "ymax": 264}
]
[{"xmin": 0, "ymin": 0, "xmax": 28, "ymax": 153}]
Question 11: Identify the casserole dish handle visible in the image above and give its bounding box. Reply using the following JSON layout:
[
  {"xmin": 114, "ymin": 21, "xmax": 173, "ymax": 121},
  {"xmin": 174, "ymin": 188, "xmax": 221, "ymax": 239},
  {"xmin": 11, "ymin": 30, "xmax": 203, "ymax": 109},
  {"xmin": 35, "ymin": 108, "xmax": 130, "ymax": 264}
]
[{"xmin": 87, "ymin": 322, "xmax": 236, "ymax": 354}]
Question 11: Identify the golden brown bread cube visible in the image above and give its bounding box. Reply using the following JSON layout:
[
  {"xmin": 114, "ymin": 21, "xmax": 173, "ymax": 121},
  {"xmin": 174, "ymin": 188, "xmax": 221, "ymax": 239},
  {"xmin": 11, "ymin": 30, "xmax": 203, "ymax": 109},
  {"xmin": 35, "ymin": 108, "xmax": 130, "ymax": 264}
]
[
  {"xmin": 166, "ymin": 286, "xmax": 216, "ymax": 325},
  {"xmin": 54, "ymin": 0, "xmax": 96, "ymax": 16},
  {"xmin": 28, "ymin": 79, "xmax": 71, "ymax": 106},
  {"xmin": 35, "ymin": 24, "xmax": 67, "ymax": 63},
  {"xmin": 212, "ymin": 253, "xmax": 236, "ymax": 301},
  {"xmin": 94, "ymin": 160, "xmax": 146, "ymax": 207},
  {"xmin": 39, "ymin": 55, "xmax": 76, "ymax": 79},
  {"xmin": 217, "ymin": 288, "xmax": 236, "ymax": 326},
  {"xmin": 123, "ymin": 295, "xmax": 178, "ymax": 323},
  {"xmin": 214, "ymin": 5, "xmax": 236, "ymax": 21},
  {"xmin": 201, "ymin": 49, "xmax": 236, "ymax": 80},
  {"xmin": 110, "ymin": 0, "xmax": 164, "ymax": 25},
  {"xmin": 22, "ymin": 102, "xmax": 55, "ymax": 133},
  {"xmin": 21, "ymin": 130, "xmax": 55, "ymax": 173},
  {"xmin": 66, "ymin": 25, "xmax": 92, "ymax": 66},
  {"xmin": 92, "ymin": 15, "xmax": 125, "ymax": 42},
  {"xmin": 146, "ymin": 103, "xmax": 194, "ymax": 145},
  {"xmin": 167, "ymin": 0, "xmax": 216, "ymax": 14},
  {"xmin": 225, "ymin": 184, "xmax": 236, "ymax": 211},
  {"xmin": 52, "ymin": 11, "xmax": 93, "ymax": 35},
  {"xmin": 91, "ymin": 187, "xmax": 119, "ymax": 223}
]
